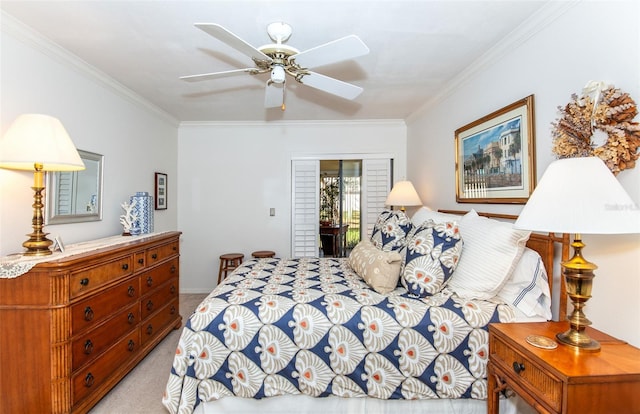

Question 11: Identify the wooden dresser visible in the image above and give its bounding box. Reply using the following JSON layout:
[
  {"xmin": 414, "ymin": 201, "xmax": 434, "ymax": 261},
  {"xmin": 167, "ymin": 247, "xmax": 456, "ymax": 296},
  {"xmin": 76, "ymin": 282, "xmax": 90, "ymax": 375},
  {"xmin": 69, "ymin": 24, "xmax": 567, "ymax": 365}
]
[{"xmin": 0, "ymin": 231, "xmax": 182, "ymax": 414}]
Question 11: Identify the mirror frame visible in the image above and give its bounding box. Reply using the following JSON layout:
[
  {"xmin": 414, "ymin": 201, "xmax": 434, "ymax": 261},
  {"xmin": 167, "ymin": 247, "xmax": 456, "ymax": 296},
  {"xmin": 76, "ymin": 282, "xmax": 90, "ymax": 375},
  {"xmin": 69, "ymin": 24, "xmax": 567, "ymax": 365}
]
[{"xmin": 46, "ymin": 149, "xmax": 104, "ymax": 224}]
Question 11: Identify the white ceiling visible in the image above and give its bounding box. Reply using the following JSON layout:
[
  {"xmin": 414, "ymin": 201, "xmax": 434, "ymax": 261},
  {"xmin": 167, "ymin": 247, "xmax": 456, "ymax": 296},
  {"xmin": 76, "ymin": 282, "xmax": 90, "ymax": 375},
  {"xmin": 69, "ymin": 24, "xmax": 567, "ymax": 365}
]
[{"xmin": 1, "ymin": 1, "xmax": 554, "ymax": 123}]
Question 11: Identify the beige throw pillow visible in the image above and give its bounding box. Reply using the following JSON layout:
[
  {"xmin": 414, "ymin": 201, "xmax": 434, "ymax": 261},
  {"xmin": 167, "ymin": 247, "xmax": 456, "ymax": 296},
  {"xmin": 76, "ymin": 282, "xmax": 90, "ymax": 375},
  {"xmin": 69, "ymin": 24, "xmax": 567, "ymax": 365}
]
[{"xmin": 348, "ymin": 239, "xmax": 402, "ymax": 294}]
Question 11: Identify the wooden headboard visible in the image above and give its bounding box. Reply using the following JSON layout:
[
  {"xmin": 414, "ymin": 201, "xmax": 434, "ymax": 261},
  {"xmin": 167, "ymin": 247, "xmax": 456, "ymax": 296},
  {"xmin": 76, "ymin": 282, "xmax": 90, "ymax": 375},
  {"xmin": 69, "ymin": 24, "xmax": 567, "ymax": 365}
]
[{"xmin": 440, "ymin": 210, "xmax": 570, "ymax": 321}]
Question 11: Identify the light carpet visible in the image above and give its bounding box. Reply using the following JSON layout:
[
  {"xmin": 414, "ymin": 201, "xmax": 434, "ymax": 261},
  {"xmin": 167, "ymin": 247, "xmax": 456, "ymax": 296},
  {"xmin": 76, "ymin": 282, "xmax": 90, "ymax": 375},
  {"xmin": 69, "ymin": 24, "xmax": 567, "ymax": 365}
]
[{"xmin": 88, "ymin": 293, "xmax": 208, "ymax": 414}]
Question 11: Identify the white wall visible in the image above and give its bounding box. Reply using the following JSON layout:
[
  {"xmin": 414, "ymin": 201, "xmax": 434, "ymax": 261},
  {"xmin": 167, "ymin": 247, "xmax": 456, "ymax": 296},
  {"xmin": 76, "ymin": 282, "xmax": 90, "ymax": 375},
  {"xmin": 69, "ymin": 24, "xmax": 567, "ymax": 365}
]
[
  {"xmin": 406, "ymin": 1, "xmax": 640, "ymax": 346},
  {"xmin": 177, "ymin": 120, "xmax": 406, "ymax": 292},
  {"xmin": 0, "ymin": 15, "xmax": 179, "ymax": 255}
]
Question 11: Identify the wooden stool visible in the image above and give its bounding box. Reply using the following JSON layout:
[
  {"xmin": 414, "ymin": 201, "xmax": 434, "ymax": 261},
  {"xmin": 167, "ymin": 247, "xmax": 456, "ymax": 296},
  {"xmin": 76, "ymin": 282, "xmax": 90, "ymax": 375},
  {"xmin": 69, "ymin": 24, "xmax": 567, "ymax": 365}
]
[
  {"xmin": 218, "ymin": 253, "xmax": 243, "ymax": 284},
  {"xmin": 252, "ymin": 250, "xmax": 276, "ymax": 259}
]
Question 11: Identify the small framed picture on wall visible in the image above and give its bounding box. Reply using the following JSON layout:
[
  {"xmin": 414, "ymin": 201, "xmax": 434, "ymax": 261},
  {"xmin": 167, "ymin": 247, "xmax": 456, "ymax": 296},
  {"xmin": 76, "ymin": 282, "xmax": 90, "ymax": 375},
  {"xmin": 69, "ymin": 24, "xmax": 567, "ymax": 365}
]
[{"xmin": 155, "ymin": 172, "xmax": 167, "ymax": 210}]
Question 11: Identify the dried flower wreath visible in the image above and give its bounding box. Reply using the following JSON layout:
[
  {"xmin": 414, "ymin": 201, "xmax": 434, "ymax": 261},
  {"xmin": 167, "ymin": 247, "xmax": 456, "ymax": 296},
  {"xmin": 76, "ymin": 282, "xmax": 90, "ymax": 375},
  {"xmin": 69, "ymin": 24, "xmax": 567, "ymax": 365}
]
[{"xmin": 551, "ymin": 83, "xmax": 640, "ymax": 175}]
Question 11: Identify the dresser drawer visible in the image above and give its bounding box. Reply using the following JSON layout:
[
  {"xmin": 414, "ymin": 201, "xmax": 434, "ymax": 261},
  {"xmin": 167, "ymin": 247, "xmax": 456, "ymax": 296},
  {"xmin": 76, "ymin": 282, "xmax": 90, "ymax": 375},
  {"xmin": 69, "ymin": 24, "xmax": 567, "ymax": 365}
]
[
  {"xmin": 140, "ymin": 258, "xmax": 179, "ymax": 296},
  {"xmin": 71, "ymin": 303, "xmax": 140, "ymax": 371},
  {"xmin": 70, "ymin": 255, "xmax": 134, "ymax": 298},
  {"xmin": 491, "ymin": 335, "xmax": 563, "ymax": 411},
  {"xmin": 140, "ymin": 298, "xmax": 179, "ymax": 346},
  {"xmin": 133, "ymin": 251, "xmax": 146, "ymax": 272},
  {"xmin": 141, "ymin": 278, "xmax": 179, "ymax": 320},
  {"xmin": 146, "ymin": 240, "xmax": 179, "ymax": 266},
  {"xmin": 71, "ymin": 277, "xmax": 139, "ymax": 335},
  {"xmin": 72, "ymin": 329, "xmax": 140, "ymax": 405}
]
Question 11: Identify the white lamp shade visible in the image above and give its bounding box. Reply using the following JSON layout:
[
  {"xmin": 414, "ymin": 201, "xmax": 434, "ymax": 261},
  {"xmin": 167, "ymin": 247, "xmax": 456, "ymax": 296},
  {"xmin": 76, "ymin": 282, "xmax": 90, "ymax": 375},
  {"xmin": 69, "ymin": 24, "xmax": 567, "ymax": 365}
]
[
  {"xmin": 514, "ymin": 157, "xmax": 640, "ymax": 234},
  {"xmin": 385, "ymin": 180, "xmax": 423, "ymax": 207},
  {"xmin": 0, "ymin": 114, "xmax": 84, "ymax": 171}
]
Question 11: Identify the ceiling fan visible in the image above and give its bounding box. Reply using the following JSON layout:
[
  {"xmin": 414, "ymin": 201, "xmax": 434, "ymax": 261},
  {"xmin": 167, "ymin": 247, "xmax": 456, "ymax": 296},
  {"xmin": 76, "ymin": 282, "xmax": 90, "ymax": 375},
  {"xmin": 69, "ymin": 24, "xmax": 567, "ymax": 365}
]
[{"xmin": 180, "ymin": 22, "xmax": 369, "ymax": 110}]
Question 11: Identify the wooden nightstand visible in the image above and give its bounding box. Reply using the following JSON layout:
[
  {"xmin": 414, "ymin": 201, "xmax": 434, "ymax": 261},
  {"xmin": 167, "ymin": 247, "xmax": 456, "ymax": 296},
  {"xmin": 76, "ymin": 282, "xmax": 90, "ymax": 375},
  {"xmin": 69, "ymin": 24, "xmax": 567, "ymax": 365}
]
[{"xmin": 488, "ymin": 322, "xmax": 640, "ymax": 414}]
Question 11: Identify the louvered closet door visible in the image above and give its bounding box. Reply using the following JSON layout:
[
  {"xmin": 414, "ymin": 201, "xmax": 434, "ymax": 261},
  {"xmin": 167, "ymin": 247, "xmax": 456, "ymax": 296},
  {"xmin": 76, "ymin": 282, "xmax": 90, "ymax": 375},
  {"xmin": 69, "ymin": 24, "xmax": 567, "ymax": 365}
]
[
  {"xmin": 361, "ymin": 159, "xmax": 391, "ymax": 239},
  {"xmin": 291, "ymin": 160, "xmax": 320, "ymax": 257}
]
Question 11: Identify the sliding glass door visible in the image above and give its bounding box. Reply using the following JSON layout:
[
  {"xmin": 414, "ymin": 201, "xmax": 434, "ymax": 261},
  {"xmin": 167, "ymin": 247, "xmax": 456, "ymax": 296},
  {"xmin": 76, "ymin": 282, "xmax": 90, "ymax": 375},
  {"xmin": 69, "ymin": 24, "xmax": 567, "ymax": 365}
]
[
  {"xmin": 319, "ymin": 160, "xmax": 362, "ymax": 257},
  {"xmin": 291, "ymin": 157, "xmax": 392, "ymax": 258}
]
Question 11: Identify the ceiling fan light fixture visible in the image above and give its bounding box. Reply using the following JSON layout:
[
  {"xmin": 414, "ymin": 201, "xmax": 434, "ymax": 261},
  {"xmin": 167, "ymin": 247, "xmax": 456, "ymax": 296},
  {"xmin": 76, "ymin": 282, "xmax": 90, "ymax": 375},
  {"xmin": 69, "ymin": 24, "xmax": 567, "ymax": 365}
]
[
  {"xmin": 270, "ymin": 65, "xmax": 286, "ymax": 84},
  {"xmin": 183, "ymin": 22, "xmax": 370, "ymax": 108}
]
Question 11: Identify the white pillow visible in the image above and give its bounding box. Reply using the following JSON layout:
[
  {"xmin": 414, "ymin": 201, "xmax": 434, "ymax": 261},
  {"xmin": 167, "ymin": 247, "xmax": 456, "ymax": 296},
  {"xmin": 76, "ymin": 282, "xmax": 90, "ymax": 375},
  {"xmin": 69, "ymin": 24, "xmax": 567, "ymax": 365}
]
[
  {"xmin": 411, "ymin": 207, "xmax": 462, "ymax": 227},
  {"xmin": 496, "ymin": 248, "xmax": 552, "ymax": 320},
  {"xmin": 448, "ymin": 210, "xmax": 531, "ymax": 300}
]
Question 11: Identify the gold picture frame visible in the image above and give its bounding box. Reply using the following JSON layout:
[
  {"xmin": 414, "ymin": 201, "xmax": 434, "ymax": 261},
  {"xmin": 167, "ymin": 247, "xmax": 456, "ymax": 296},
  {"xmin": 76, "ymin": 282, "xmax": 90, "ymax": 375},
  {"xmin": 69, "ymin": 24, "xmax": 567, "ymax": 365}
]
[{"xmin": 455, "ymin": 95, "xmax": 536, "ymax": 204}]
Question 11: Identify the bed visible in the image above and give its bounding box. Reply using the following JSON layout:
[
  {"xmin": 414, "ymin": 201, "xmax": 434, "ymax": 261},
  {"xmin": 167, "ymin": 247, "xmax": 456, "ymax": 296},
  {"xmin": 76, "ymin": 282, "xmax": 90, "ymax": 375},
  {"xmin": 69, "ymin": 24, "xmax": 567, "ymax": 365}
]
[{"xmin": 163, "ymin": 209, "xmax": 569, "ymax": 414}]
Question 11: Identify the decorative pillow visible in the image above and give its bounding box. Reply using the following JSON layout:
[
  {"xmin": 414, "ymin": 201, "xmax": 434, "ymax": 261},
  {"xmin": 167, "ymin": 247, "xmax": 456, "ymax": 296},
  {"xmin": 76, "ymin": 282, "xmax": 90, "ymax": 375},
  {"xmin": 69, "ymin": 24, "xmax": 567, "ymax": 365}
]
[
  {"xmin": 370, "ymin": 209, "xmax": 413, "ymax": 252},
  {"xmin": 401, "ymin": 220, "xmax": 463, "ymax": 297},
  {"xmin": 447, "ymin": 210, "xmax": 531, "ymax": 300},
  {"xmin": 496, "ymin": 248, "xmax": 552, "ymax": 320},
  {"xmin": 411, "ymin": 207, "xmax": 462, "ymax": 227},
  {"xmin": 348, "ymin": 239, "xmax": 403, "ymax": 294}
]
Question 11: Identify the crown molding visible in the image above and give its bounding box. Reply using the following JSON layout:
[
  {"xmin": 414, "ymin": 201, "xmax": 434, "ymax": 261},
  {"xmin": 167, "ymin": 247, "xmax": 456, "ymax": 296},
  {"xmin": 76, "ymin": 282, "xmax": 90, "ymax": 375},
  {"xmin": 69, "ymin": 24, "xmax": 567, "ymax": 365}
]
[
  {"xmin": 1, "ymin": 11, "xmax": 179, "ymax": 127},
  {"xmin": 406, "ymin": 0, "xmax": 580, "ymax": 123},
  {"xmin": 179, "ymin": 119, "xmax": 407, "ymax": 128}
]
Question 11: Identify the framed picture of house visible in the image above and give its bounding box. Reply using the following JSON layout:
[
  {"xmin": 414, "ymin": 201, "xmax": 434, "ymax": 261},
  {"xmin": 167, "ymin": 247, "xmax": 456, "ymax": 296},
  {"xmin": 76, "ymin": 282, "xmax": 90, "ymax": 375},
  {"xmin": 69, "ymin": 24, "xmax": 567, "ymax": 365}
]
[
  {"xmin": 155, "ymin": 172, "xmax": 167, "ymax": 210},
  {"xmin": 455, "ymin": 95, "xmax": 536, "ymax": 204}
]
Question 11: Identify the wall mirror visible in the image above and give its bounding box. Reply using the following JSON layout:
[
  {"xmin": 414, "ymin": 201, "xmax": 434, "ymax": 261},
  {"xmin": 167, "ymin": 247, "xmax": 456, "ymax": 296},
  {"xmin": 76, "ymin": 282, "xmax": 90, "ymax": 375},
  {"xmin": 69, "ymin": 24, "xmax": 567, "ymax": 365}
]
[{"xmin": 46, "ymin": 149, "xmax": 104, "ymax": 224}]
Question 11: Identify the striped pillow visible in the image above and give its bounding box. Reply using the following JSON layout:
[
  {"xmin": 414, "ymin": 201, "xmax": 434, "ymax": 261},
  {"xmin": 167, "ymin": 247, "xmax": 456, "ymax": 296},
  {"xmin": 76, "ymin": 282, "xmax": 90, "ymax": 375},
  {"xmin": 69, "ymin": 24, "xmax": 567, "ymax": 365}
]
[{"xmin": 447, "ymin": 210, "xmax": 531, "ymax": 300}]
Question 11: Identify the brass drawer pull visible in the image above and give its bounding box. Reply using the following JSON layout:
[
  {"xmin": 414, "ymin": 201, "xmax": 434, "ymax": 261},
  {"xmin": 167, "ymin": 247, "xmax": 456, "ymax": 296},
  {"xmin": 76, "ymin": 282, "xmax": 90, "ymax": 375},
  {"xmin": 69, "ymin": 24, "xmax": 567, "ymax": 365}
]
[
  {"xmin": 513, "ymin": 361, "xmax": 526, "ymax": 374},
  {"xmin": 127, "ymin": 285, "xmax": 136, "ymax": 297},
  {"xmin": 84, "ymin": 372, "xmax": 95, "ymax": 388},
  {"xmin": 84, "ymin": 339, "xmax": 94, "ymax": 355},
  {"xmin": 84, "ymin": 307, "xmax": 94, "ymax": 321},
  {"xmin": 127, "ymin": 339, "xmax": 135, "ymax": 352},
  {"xmin": 127, "ymin": 312, "xmax": 135, "ymax": 324}
]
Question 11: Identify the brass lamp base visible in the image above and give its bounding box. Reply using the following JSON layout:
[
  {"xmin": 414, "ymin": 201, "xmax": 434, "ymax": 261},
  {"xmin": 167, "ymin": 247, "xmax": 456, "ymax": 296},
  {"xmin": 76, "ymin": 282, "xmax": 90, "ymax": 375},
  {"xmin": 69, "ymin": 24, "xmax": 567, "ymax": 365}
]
[
  {"xmin": 23, "ymin": 235, "xmax": 54, "ymax": 256},
  {"xmin": 556, "ymin": 329, "xmax": 600, "ymax": 351},
  {"xmin": 558, "ymin": 234, "xmax": 600, "ymax": 352},
  {"xmin": 23, "ymin": 185, "xmax": 53, "ymax": 256}
]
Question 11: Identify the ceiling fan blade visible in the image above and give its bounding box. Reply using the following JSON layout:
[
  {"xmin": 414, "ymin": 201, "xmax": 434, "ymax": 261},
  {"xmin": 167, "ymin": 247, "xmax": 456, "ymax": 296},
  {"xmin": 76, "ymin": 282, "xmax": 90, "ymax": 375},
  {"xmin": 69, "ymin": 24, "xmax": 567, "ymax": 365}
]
[
  {"xmin": 299, "ymin": 71, "xmax": 363, "ymax": 100},
  {"xmin": 264, "ymin": 80, "xmax": 285, "ymax": 108},
  {"xmin": 180, "ymin": 68, "xmax": 259, "ymax": 82},
  {"xmin": 292, "ymin": 35, "xmax": 369, "ymax": 69},
  {"xmin": 195, "ymin": 23, "xmax": 273, "ymax": 64}
]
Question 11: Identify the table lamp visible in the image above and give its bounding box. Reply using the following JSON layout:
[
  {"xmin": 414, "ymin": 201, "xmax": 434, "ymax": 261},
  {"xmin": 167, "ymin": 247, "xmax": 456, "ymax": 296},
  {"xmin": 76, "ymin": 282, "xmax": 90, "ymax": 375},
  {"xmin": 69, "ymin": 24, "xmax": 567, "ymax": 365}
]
[
  {"xmin": 385, "ymin": 180, "xmax": 423, "ymax": 212},
  {"xmin": 0, "ymin": 114, "xmax": 85, "ymax": 256},
  {"xmin": 514, "ymin": 157, "xmax": 640, "ymax": 351}
]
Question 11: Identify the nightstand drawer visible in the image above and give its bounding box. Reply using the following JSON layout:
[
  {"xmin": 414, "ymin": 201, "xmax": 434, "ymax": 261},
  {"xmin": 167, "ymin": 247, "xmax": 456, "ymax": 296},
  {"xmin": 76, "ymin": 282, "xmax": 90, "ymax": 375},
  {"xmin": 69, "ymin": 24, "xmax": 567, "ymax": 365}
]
[{"xmin": 491, "ymin": 336, "xmax": 562, "ymax": 412}]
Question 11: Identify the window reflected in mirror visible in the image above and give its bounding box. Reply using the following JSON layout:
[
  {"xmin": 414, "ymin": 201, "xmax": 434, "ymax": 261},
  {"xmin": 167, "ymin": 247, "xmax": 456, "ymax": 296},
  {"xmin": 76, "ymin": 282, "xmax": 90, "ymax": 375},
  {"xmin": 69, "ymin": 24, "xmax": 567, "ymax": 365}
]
[{"xmin": 46, "ymin": 149, "xmax": 103, "ymax": 224}]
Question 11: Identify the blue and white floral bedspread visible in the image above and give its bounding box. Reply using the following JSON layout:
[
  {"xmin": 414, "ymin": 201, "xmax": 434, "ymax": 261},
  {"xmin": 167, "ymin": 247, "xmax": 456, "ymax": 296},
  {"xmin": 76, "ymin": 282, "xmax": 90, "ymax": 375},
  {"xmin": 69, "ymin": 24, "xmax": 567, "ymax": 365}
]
[{"xmin": 163, "ymin": 257, "xmax": 515, "ymax": 414}]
